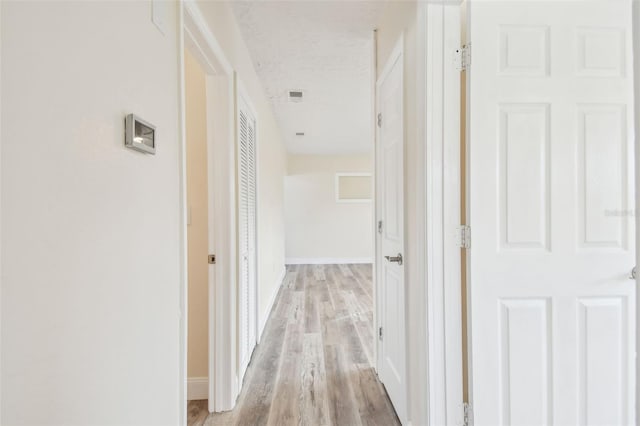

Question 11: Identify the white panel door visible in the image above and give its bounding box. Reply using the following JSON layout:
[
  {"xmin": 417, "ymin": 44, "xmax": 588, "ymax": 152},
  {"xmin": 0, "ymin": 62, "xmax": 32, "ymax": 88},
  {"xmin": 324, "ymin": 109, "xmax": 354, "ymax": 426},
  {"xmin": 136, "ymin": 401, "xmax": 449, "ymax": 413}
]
[
  {"xmin": 376, "ymin": 42, "xmax": 407, "ymax": 424},
  {"xmin": 237, "ymin": 94, "xmax": 257, "ymax": 383},
  {"xmin": 469, "ymin": 1, "xmax": 635, "ymax": 425}
]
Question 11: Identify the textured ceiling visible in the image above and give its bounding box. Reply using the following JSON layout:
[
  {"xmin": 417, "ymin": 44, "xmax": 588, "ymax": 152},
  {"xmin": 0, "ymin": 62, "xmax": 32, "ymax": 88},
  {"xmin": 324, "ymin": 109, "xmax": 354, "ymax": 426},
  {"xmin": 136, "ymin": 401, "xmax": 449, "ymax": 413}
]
[{"xmin": 231, "ymin": 1, "xmax": 383, "ymax": 154}]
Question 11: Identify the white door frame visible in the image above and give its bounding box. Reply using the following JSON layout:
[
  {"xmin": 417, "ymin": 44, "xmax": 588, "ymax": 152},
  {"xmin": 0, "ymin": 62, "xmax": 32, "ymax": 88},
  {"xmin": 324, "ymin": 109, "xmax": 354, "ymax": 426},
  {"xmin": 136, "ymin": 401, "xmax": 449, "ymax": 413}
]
[
  {"xmin": 180, "ymin": 0, "xmax": 239, "ymax": 415},
  {"xmin": 633, "ymin": 0, "xmax": 640, "ymax": 422},
  {"xmin": 374, "ymin": 5, "xmax": 465, "ymax": 421},
  {"xmin": 418, "ymin": 1, "xmax": 465, "ymax": 426}
]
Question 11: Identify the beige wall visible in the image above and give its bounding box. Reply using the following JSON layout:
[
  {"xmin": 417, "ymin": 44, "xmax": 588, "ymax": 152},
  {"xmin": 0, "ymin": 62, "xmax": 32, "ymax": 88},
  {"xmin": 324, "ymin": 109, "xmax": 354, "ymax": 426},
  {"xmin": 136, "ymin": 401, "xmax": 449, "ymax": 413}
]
[
  {"xmin": 196, "ymin": 1, "xmax": 288, "ymax": 329},
  {"xmin": 285, "ymin": 155, "xmax": 373, "ymax": 262},
  {"xmin": 1, "ymin": 1, "xmax": 182, "ymax": 424},
  {"xmin": 376, "ymin": 1, "xmax": 428, "ymax": 425},
  {"xmin": 185, "ymin": 50, "xmax": 209, "ymax": 379}
]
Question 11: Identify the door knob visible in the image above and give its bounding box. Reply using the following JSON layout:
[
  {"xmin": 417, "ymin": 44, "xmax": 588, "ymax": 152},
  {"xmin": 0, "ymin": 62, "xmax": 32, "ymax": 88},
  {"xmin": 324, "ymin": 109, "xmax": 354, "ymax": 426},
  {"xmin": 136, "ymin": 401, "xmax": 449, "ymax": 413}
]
[
  {"xmin": 384, "ymin": 253, "xmax": 403, "ymax": 265},
  {"xmin": 630, "ymin": 266, "xmax": 636, "ymax": 280}
]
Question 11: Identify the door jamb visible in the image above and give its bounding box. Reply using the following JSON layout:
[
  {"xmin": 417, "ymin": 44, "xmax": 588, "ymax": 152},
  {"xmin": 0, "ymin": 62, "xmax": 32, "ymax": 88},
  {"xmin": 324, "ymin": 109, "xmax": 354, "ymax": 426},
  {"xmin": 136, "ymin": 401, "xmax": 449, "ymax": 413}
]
[
  {"xmin": 419, "ymin": 2, "xmax": 465, "ymax": 425},
  {"xmin": 181, "ymin": 0, "xmax": 239, "ymax": 414},
  {"xmin": 633, "ymin": 0, "xmax": 640, "ymax": 422}
]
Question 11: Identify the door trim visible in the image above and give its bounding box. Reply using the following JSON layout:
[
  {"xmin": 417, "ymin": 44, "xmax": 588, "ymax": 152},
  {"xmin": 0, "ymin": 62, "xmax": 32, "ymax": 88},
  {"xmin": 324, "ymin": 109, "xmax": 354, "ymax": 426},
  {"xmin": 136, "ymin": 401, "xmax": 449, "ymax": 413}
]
[
  {"xmin": 418, "ymin": 2, "xmax": 465, "ymax": 426},
  {"xmin": 181, "ymin": 0, "xmax": 239, "ymax": 415},
  {"xmin": 633, "ymin": 1, "xmax": 640, "ymax": 422}
]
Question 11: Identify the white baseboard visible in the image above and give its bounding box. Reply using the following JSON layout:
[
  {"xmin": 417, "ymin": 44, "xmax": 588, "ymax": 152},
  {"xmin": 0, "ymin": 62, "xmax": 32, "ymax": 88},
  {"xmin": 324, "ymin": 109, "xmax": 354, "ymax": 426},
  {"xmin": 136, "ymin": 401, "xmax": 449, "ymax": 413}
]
[
  {"xmin": 187, "ymin": 377, "xmax": 208, "ymax": 400},
  {"xmin": 285, "ymin": 257, "xmax": 373, "ymax": 265},
  {"xmin": 258, "ymin": 267, "xmax": 286, "ymax": 341}
]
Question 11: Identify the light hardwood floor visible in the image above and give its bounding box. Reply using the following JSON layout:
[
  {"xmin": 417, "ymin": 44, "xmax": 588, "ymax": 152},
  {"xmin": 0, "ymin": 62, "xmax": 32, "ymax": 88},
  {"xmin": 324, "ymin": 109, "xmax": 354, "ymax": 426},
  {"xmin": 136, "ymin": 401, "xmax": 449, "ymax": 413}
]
[{"xmin": 188, "ymin": 264, "xmax": 401, "ymax": 426}]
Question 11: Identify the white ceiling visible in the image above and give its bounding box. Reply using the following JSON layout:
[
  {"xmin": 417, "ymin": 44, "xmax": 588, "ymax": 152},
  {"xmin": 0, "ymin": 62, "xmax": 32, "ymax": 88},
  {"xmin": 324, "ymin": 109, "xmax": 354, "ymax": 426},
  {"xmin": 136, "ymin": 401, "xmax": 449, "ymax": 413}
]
[{"xmin": 231, "ymin": 1, "xmax": 383, "ymax": 155}]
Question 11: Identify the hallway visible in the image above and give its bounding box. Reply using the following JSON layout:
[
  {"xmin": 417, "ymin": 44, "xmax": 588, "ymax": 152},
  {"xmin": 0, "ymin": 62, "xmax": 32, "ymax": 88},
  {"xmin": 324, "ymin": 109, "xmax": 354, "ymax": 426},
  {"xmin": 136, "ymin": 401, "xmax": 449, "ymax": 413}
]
[{"xmin": 188, "ymin": 264, "xmax": 400, "ymax": 426}]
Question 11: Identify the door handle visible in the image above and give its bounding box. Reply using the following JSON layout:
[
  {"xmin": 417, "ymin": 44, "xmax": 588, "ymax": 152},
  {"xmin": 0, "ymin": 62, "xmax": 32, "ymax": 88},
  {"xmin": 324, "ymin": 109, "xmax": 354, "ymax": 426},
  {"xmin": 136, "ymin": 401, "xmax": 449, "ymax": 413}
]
[
  {"xmin": 630, "ymin": 266, "xmax": 636, "ymax": 280},
  {"xmin": 384, "ymin": 253, "xmax": 403, "ymax": 266}
]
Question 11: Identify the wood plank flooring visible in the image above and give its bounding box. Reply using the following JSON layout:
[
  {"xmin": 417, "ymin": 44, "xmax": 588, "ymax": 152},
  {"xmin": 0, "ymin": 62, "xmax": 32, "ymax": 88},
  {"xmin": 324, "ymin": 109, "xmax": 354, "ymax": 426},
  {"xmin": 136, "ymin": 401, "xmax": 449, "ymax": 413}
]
[{"xmin": 188, "ymin": 264, "xmax": 400, "ymax": 426}]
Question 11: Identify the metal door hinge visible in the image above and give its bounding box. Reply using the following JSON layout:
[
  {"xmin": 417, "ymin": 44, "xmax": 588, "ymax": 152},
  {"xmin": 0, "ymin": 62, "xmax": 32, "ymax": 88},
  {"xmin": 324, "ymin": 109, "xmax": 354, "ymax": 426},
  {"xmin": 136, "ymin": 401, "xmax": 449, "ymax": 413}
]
[
  {"xmin": 463, "ymin": 402, "xmax": 473, "ymax": 426},
  {"xmin": 208, "ymin": 254, "xmax": 216, "ymax": 264},
  {"xmin": 460, "ymin": 225, "xmax": 471, "ymax": 249},
  {"xmin": 377, "ymin": 113, "xmax": 383, "ymax": 128},
  {"xmin": 455, "ymin": 44, "xmax": 471, "ymax": 71},
  {"xmin": 378, "ymin": 220, "xmax": 383, "ymax": 234},
  {"xmin": 378, "ymin": 327, "xmax": 383, "ymax": 341}
]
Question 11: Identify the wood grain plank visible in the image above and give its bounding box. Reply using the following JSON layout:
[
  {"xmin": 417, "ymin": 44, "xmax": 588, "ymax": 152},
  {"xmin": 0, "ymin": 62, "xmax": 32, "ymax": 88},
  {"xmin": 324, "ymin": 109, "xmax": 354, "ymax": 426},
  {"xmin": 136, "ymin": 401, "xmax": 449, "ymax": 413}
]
[
  {"xmin": 348, "ymin": 363, "xmax": 401, "ymax": 426},
  {"xmin": 325, "ymin": 266, "xmax": 349, "ymax": 318},
  {"xmin": 313, "ymin": 264, "xmax": 327, "ymax": 281},
  {"xmin": 267, "ymin": 323, "xmax": 303, "ymax": 426},
  {"xmin": 335, "ymin": 314, "xmax": 369, "ymax": 365},
  {"xmin": 294, "ymin": 264, "xmax": 307, "ymax": 291},
  {"xmin": 324, "ymin": 344, "xmax": 362, "ymax": 426},
  {"xmin": 283, "ymin": 266, "xmax": 298, "ymax": 289},
  {"xmin": 300, "ymin": 333, "xmax": 331, "ymax": 426},
  {"xmin": 304, "ymin": 288, "xmax": 320, "ymax": 333},
  {"xmin": 187, "ymin": 400, "xmax": 209, "ymax": 426},
  {"xmin": 338, "ymin": 264, "xmax": 354, "ymax": 277},
  {"xmin": 231, "ymin": 286, "xmax": 291, "ymax": 425},
  {"xmin": 288, "ymin": 291, "xmax": 305, "ymax": 325},
  {"xmin": 350, "ymin": 265, "xmax": 375, "ymax": 302}
]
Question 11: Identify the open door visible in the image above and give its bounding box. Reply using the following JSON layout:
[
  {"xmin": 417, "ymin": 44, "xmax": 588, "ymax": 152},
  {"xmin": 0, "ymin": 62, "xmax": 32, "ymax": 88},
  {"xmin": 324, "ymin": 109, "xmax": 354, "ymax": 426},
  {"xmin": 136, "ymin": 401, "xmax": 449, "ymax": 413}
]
[
  {"xmin": 468, "ymin": 1, "xmax": 636, "ymax": 424},
  {"xmin": 375, "ymin": 38, "xmax": 407, "ymax": 424}
]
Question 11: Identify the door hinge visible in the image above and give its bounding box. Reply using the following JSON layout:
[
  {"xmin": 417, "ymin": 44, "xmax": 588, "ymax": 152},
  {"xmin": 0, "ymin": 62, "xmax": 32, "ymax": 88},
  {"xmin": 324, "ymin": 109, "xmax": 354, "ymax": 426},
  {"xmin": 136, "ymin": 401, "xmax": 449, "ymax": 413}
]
[
  {"xmin": 463, "ymin": 402, "xmax": 473, "ymax": 426},
  {"xmin": 378, "ymin": 220, "xmax": 383, "ymax": 234},
  {"xmin": 455, "ymin": 44, "xmax": 471, "ymax": 71},
  {"xmin": 460, "ymin": 225, "xmax": 471, "ymax": 249},
  {"xmin": 378, "ymin": 326, "xmax": 383, "ymax": 341},
  {"xmin": 208, "ymin": 254, "xmax": 216, "ymax": 264},
  {"xmin": 377, "ymin": 113, "xmax": 383, "ymax": 128}
]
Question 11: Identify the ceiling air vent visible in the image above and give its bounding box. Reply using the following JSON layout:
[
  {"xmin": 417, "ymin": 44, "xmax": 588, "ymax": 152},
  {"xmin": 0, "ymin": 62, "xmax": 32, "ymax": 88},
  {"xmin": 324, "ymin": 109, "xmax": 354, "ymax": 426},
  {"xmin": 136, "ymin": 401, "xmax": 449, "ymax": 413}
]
[{"xmin": 288, "ymin": 90, "xmax": 304, "ymax": 103}]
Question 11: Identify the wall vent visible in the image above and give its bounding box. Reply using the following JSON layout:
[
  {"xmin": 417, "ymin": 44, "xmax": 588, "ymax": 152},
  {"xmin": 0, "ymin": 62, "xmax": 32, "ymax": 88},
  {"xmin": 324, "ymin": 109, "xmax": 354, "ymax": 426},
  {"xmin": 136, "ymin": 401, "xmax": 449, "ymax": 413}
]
[
  {"xmin": 288, "ymin": 90, "xmax": 304, "ymax": 102},
  {"xmin": 295, "ymin": 132, "xmax": 305, "ymax": 136}
]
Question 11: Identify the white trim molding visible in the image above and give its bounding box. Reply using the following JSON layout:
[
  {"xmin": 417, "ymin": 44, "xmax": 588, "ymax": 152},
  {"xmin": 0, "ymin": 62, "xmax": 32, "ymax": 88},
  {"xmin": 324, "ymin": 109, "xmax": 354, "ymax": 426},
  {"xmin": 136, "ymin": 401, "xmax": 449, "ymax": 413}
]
[
  {"xmin": 633, "ymin": 0, "xmax": 640, "ymax": 422},
  {"xmin": 258, "ymin": 267, "xmax": 286, "ymax": 341},
  {"xmin": 419, "ymin": 2, "xmax": 464, "ymax": 426},
  {"xmin": 285, "ymin": 257, "xmax": 373, "ymax": 265},
  {"xmin": 177, "ymin": 3, "xmax": 188, "ymax": 424},
  {"xmin": 182, "ymin": 0, "xmax": 239, "ymax": 415},
  {"xmin": 187, "ymin": 377, "xmax": 209, "ymax": 401}
]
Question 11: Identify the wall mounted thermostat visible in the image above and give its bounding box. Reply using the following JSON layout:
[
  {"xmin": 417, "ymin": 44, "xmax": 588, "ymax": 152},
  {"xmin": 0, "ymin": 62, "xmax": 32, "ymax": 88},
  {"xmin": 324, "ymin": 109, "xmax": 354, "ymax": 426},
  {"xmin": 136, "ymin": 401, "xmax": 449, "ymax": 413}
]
[{"xmin": 125, "ymin": 114, "xmax": 156, "ymax": 154}]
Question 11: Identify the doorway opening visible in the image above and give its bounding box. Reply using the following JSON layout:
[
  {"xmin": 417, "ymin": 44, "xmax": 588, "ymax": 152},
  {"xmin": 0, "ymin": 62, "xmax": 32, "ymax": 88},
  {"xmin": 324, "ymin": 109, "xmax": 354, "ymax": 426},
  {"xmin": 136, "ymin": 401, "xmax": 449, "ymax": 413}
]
[
  {"xmin": 184, "ymin": 46, "xmax": 210, "ymax": 410},
  {"xmin": 182, "ymin": 1, "xmax": 239, "ymax": 420}
]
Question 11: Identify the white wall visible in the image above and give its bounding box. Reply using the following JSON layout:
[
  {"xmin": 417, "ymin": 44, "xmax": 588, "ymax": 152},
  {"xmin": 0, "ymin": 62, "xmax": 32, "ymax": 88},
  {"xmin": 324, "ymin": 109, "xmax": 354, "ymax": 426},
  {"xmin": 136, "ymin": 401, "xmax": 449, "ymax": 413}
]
[
  {"xmin": 285, "ymin": 154, "xmax": 373, "ymax": 263},
  {"xmin": 1, "ymin": 2, "xmax": 182, "ymax": 424},
  {"xmin": 195, "ymin": 1, "xmax": 288, "ymax": 331}
]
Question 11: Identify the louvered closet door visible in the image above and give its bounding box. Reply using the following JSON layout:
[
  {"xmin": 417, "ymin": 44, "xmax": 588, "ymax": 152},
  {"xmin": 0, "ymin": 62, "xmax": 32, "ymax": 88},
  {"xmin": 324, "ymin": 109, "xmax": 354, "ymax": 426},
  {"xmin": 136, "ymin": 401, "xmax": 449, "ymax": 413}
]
[{"xmin": 238, "ymin": 97, "xmax": 257, "ymax": 382}]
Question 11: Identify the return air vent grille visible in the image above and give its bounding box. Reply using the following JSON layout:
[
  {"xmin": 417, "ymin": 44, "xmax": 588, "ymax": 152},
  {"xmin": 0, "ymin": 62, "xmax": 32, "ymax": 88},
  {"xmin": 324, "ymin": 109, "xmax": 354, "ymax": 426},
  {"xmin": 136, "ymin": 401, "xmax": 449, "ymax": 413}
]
[{"xmin": 288, "ymin": 90, "xmax": 304, "ymax": 103}]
